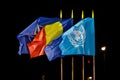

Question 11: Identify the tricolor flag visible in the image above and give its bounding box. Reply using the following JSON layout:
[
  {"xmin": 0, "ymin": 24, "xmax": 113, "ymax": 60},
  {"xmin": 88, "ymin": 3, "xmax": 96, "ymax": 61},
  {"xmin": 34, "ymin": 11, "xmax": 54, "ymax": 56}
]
[
  {"xmin": 27, "ymin": 18, "xmax": 73, "ymax": 58},
  {"xmin": 44, "ymin": 18, "xmax": 73, "ymax": 61},
  {"xmin": 17, "ymin": 17, "xmax": 60, "ymax": 55},
  {"xmin": 59, "ymin": 17, "xmax": 95, "ymax": 56}
]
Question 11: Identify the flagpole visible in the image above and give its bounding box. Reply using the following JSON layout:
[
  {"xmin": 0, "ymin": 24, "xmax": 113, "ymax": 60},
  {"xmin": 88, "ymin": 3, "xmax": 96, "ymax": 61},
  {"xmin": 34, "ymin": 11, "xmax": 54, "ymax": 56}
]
[
  {"xmin": 61, "ymin": 58, "xmax": 63, "ymax": 80},
  {"xmin": 60, "ymin": 9, "xmax": 63, "ymax": 80},
  {"xmin": 71, "ymin": 9, "xmax": 74, "ymax": 80},
  {"xmin": 93, "ymin": 56, "xmax": 95, "ymax": 80},
  {"xmin": 81, "ymin": 10, "xmax": 85, "ymax": 80},
  {"xmin": 92, "ymin": 9, "xmax": 95, "ymax": 80},
  {"xmin": 72, "ymin": 56, "xmax": 74, "ymax": 80},
  {"xmin": 82, "ymin": 56, "xmax": 84, "ymax": 80}
]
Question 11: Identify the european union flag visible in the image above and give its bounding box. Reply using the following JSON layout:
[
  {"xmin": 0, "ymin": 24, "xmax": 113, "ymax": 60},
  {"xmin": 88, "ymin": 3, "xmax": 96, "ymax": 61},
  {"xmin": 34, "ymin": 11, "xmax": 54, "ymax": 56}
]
[{"xmin": 59, "ymin": 17, "xmax": 95, "ymax": 56}]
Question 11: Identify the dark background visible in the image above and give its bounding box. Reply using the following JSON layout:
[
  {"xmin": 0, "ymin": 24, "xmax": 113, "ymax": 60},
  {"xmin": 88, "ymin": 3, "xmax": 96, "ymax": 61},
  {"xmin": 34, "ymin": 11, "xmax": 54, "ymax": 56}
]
[{"xmin": 3, "ymin": 0, "xmax": 114, "ymax": 80}]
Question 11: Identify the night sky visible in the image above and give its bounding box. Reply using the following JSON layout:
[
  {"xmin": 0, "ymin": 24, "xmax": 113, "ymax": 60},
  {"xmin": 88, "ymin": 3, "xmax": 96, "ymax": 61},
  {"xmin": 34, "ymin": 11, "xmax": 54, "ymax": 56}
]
[{"xmin": 4, "ymin": 0, "xmax": 114, "ymax": 80}]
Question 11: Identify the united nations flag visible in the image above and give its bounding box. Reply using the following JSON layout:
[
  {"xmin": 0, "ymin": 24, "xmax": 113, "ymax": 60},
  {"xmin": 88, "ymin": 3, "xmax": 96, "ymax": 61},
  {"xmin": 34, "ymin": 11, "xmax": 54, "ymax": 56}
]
[{"xmin": 59, "ymin": 17, "xmax": 95, "ymax": 56}]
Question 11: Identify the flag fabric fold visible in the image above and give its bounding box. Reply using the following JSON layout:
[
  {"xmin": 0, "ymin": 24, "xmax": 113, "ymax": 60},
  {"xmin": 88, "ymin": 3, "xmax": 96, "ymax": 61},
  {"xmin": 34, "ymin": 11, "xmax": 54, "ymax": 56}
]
[
  {"xmin": 27, "ymin": 18, "xmax": 73, "ymax": 59},
  {"xmin": 17, "ymin": 17, "xmax": 60, "ymax": 55},
  {"xmin": 44, "ymin": 36, "xmax": 63, "ymax": 61},
  {"xmin": 44, "ymin": 18, "xmax": 73, "ymax": 61},
  {"xmin": 59, "ymin": 17, "xmax": 95, "ymax": 56}
]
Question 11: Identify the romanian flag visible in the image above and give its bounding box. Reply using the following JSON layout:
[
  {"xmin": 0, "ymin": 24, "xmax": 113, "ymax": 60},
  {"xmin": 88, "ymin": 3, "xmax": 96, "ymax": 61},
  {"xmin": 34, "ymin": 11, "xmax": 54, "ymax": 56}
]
[
  {"xmin": 59, "ymin": 17, "xmax": 95, "ymax": 56},
  {"xmin": 27, "ymin": 18, "xmax": 73, "ymax": 58},
  {"xmin": 17, "ymin": 17, "xmax": 60, "ymax": 55},
  {"xmin": 44, "ymin": 18, "xmax": 73, "ymax": 61}
]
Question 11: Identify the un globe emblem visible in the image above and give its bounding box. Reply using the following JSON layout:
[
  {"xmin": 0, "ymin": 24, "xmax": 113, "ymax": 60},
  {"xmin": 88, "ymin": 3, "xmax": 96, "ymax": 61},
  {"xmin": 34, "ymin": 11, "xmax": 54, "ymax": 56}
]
[{"xmin": 67, "ymin": 25, "xmax": 86, "ymax": 47}]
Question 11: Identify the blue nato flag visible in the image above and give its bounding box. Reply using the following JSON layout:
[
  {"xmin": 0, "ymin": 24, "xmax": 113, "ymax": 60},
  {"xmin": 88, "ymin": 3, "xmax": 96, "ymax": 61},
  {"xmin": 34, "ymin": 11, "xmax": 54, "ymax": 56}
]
[{"xmin": 17, "ymin": 17, "xmax": 60, "ymax": 55}]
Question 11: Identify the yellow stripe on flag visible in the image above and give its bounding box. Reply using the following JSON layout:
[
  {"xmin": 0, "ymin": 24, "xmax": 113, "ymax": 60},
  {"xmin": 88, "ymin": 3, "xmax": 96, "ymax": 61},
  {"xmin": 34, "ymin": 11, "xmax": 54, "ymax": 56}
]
[{"xmin": 45, "ymin": 21, "xmax": 63, "ymax": 45}]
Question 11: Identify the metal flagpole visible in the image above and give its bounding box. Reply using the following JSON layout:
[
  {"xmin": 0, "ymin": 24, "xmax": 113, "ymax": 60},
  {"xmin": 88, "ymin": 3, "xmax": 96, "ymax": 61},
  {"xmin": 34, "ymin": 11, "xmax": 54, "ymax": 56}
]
[
  {"xmin": 60, "ymin": 9, "xmax": 63, "ymax": 80},
  {"xmin": 81, "ymin": 10, "xmax": 85, "ymax": 80},
  {"xmin": 92, "ymin": 9, "xmax": 95, "ymax": 80},
  {"xmin": 72, "ymin": 56, "xmax": 74, "ymax": 80},
  {"xmin": 61, "ymin": 58, "xmax": 63, "ymax": 80},
  {"xmin": 93, "ymin": 56, "xmax": 95, "ymax": 80},
  {"xmin": 71, "ymin": 9, "xmax": 74, "ymax": 80}
]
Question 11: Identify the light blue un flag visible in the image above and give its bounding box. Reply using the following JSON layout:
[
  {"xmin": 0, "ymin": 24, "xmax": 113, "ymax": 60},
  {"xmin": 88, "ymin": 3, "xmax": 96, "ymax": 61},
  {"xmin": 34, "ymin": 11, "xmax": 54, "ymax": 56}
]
[{"xmin": 59, "ymin": 17, "xmax": 95, "ymax": 56}]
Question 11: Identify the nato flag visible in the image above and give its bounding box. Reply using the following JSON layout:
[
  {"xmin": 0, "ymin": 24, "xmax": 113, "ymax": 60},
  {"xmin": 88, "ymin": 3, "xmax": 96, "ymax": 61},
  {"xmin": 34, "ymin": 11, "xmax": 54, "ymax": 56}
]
[{"xmin": 17, "ymin": 17, "xmax": 60, "ymax": 55}]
